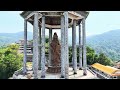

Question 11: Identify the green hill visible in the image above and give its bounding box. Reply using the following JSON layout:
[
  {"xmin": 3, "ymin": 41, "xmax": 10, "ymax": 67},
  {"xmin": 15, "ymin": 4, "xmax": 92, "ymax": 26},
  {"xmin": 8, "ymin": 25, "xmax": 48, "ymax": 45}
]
[
  {"xmin": 0, "ymin": 30, "xmax": 120, "ymax": 61},
  {"xmin": 87, "ymin": 29, "xmax": 120, "ymax": 61},
  {"xmin": 0, "ymin": 31, "xmax": 33, "ymax": 47}
]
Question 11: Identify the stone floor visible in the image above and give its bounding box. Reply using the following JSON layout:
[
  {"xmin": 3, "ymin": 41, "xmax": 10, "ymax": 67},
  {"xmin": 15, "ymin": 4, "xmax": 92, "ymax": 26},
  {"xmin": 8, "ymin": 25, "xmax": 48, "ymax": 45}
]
[{"xmin": 10, "ymin": 67, "xmax": 97, "ymax": 79}]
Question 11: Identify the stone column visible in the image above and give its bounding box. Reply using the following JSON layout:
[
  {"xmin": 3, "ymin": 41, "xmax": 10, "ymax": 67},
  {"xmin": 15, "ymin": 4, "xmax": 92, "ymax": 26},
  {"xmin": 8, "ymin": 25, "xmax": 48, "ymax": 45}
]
[
  {"xmin": 38, "ymin": 26, "xmax": 41, "ymax": 70},
  {"xmin": 79, "ymin": 23, "xmax": 83, "ymax": 70},
  {"xmin": 41, "ymin": 15, "xmax": 46, "ymax": 78},
  {"xmin": 64, "ymin": 12, "xmax": 69, "ymax": 79},
  {"xmin": 72, "ymin": 25, "xmax": 74, "ymax": 70},
  {"xmin": 60, "ymin": 15, "xmax": 65, "ymax": 78},
  {"xmin": 73, "ymin": 20, "xmax": 77, "ymax": 74},
  {"xmin": 49, "ymin": 28, "xmax": 52, "ymax": 66},
  {"xmin": 82, "ymin": 18, "xmax": 87, "ymax": 75},
  {"xmin": 33, "ymin": 13, "xmax": 39, "ymax": 79},
  {"xmin": 23, "ymin": 19, "xmax": 27, "ymax": 74}
]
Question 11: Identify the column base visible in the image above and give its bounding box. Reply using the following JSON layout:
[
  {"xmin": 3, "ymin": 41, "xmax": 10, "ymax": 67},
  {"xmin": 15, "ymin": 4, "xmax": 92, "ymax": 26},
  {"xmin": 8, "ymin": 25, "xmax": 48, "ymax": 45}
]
[
  {"xmin": 41, "ymin": 75, "xmax": 45, "ymax": 78},
  {"xmin": 34, "ymin": 77, "xmax": 38, "ymax": 79},
  {"xmin": 38, "ymin": 67, "xmax": 41, "ymax": 70},
  {"xmin": 65, "ymin": 77, "xmax": 69, "ymax": 79},
  {"xmin": 83, "ymin": 72, "xmax": 87, "ymax": 76},
  {"xmin": 60, "ymin": 75, "xmax": 65, "ymax": 78},
  {"xmin": 73, "ymin": 68, "xmax": 74, "ymax": 71},
  {"xmin": 22, "ymin": 72, "xmax": 27, "ymax": 75},
  {"xmin": 74, "ymin": 72, "xmax": 77, "ymax": 75},
  {"xmin": 79, "ymin": 68, "xmax": 83, "ymax": 70},
  {"xmin": 22, "ymin": 69, "xmax": 27, "ymax": 75}
]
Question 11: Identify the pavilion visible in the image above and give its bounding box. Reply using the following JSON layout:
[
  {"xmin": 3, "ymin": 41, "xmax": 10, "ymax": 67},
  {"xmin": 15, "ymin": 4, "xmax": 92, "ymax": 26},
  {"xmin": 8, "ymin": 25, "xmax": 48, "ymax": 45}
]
[{"xmin": 20, "ymin": 11, "xmax": 89, "ymax": 79}]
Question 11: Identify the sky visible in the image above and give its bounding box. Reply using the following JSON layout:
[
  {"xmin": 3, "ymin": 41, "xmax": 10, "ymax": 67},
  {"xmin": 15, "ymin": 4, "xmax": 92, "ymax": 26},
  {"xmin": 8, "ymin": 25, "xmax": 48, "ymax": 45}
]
[{"xmin": 0, "ymin": 11, "xmax": 120, "ymax": 37}]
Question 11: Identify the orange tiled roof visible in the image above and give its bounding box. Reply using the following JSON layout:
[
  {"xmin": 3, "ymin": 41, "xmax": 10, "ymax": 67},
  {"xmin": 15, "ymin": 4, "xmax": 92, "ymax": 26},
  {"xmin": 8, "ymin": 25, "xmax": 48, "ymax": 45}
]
[{"xmin": 91, "ymin": 63, "xmax": 120, "ymax": 76}]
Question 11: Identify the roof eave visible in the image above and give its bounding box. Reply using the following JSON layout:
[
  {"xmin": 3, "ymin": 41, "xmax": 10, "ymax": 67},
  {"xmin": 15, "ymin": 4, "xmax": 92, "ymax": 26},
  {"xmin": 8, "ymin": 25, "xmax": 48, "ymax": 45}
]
[{"xmin": 20, "ymin": 11, "xmax": 33, "ymax": 19}]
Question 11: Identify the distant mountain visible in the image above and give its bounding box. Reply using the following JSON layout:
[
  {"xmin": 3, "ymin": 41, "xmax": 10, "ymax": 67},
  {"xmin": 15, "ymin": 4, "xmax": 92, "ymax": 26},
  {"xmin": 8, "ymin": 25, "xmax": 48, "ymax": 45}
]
[
  {"xmin": 87, "ymin": 29, "xmax": 120, "ymax": 61},
  {"xmin": 0, "ymin": 31, "xmax": 33, "ymax": 46},
  {"xmin": 1, "ymin": 29, "xmax": 120, "ymax": 61}
]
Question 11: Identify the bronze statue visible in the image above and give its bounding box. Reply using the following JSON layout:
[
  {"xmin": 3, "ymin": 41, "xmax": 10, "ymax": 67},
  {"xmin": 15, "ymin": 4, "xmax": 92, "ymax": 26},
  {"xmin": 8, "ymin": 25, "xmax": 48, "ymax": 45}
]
[
  {"xmin": 51, "ymin": 32, "xmax": 61, "ymax": 66},
  {"xmin": 47, "ymin": 32, "xmax": 61, "ymax": 73}
]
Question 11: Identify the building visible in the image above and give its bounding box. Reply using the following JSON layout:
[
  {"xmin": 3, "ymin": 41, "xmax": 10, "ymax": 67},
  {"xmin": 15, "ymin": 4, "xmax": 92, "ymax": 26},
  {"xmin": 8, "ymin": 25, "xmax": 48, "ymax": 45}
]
[
  {"xmin": 16, "ymin": 40, "xmax": 33, "ymax": 62},
  {"xmin": 20, "ymin": 11, "xmax": 89, "ymax": 79},
  {"xmin": 90, "ymin": 63, "xmax": 120, "ymax": 79}
]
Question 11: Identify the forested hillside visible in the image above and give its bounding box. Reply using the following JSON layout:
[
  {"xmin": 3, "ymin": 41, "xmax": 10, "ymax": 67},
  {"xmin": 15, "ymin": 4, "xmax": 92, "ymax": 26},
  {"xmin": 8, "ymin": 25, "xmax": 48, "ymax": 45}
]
[
  {"xmin": 1, "ymin": 29, "xmax": 120, "ymax": 61},
  {"xmin": 0, "ymin": 31, "xmax": 33, "ymax": 46},
  {"xmin": 87, "ymin": 29, "xmax": 120, "ymax": 61}
]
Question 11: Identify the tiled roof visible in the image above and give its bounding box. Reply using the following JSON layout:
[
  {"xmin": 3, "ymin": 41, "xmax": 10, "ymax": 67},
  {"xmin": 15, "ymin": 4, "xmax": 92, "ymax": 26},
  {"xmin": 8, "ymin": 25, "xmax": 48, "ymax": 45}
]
[{"xmin": 91, "ymin": 63, "xmax": 120, "ymax": 76}]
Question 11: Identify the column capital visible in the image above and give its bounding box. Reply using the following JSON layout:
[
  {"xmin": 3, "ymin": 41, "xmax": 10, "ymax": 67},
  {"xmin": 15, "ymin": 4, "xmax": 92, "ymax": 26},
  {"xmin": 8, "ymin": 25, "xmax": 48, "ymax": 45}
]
[{"xmin": 82, "ymin": 18, "xmax": 86, "ymax": 23}]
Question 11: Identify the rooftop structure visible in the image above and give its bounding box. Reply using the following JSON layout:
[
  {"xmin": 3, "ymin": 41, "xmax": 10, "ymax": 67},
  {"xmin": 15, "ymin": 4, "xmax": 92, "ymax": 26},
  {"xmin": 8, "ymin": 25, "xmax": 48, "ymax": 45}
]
[
  {"xmin": 91, "ymin": 63, "xmax": 120, "ymax": 77},
  {"xmin": 20, "ymin": 11, "xmax": 89, "ymax": 29}
]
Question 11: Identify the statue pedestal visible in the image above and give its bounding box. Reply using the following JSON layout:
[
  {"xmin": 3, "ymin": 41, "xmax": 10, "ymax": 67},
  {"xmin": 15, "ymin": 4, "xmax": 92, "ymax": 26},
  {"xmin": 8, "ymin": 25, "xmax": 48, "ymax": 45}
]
[{"xmin": 47, "ymin": 66, "xmax": 61, "ymax": 73}]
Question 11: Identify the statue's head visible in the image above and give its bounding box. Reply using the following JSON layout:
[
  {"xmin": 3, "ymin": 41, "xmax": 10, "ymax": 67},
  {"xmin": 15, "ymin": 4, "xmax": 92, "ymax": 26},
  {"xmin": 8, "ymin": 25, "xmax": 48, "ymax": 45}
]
[{"xmin": 53, "ymin": 32, "xmax": 58, "ymax": 40}]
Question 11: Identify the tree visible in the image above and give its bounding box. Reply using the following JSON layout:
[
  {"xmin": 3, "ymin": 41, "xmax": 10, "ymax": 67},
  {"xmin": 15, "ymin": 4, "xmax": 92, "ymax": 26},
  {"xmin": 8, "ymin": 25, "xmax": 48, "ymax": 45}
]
[
  {"xmin": 86, "ymin": 46, "xmax": 113, "ymax": 66},
  {"xmin": 98, "ymin": 53, "xmax": 113, "ymax": 66},
  {"xmin": 69, "ymin": 46, "xmax": 72, "ymax": 63},
  {"xmin": 0, "ymin": 44, "xmax": 23, "ymax": 79},
  {"xmin": 45, "ymin": 36, "xmax": 49, "ymax": 44},
  {"xmin": 86, "ymin": 46, "xmax": 96, "ymax": 65}
]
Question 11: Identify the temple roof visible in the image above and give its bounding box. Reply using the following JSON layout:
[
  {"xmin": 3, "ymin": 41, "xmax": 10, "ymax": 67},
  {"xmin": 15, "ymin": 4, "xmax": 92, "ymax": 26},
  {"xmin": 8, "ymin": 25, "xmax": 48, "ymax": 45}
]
[
  {"xmin": 91, "ymin": 63, "xmax": 120, "ymax": 76},
  {"xmin": 20, "ymin": 11, "xmax": 89, "ymax": 29},
  {"xmin": 20, "ymin": 11, "xmax": 89, "ymax": 19}
]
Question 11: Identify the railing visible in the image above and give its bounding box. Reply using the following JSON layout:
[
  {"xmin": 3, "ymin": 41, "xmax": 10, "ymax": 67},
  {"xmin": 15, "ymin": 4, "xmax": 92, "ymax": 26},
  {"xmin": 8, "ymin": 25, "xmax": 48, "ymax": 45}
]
[
  {"xmin": 88, "ymin": 65, "xmax": 112, "ymax": 79},
  {"xmin": 87, "ymin": 66, "xmax": 97, "ymax": 77}
]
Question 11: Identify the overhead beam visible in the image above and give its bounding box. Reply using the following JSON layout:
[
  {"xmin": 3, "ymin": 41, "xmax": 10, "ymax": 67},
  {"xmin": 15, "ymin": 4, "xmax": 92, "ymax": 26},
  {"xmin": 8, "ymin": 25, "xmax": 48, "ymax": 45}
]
[
  {"xmin": 45, "ymin": 24, "xmax": 60, "ymax": 28},
  {"xmin": 25, "ymin": 12, "xmax": 36, "ymax": 20},
  {"xmin": 68, "ymin": 11, "xmax": 84, "ymax": 19},
  {"xmin": 68, "ymin": 13, "xmax": 83, "ymax": 20},
  {"xmin": 37, "ymin": 11, "xmax": 64, "ymax": 13},
  {"xmin": 45, "ymin": 15, "xmax": 61, "ymax": 17},
  {"xmin": 25, "ymin": 12, "xmax": 42, "ymax": 20},
  {"xmin": 39, "ymin": 24, "xmax": 72, "ymax": 29}
]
